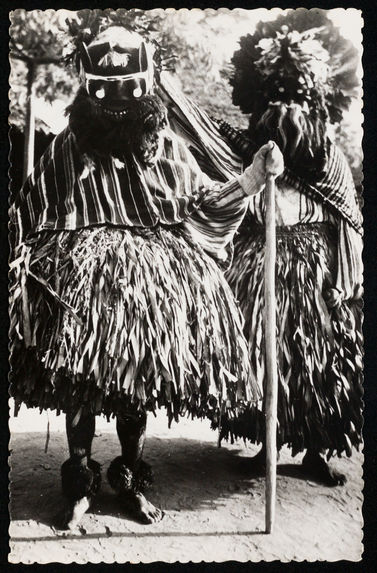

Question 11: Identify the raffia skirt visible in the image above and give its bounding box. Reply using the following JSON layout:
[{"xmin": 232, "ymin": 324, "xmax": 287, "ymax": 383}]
[
  {"xmin": 222, "ymin": 222, "xmax": 363, "ymax": 457},
  {"xmin": 9, "ymin": 225, "xmax": 258, "ymax": 423}
]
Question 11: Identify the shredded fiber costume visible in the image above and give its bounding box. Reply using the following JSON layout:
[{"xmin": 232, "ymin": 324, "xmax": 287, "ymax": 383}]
[{"xmin": 214, "ymin": 14, "xmax": 364, "ymax": 473}]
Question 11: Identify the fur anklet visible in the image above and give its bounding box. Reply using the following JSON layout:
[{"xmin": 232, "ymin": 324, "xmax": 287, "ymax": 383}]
[
  {"xmin": 107, "ymin": 457, "xmax": 153, "ymax": 494},
  {"xmin": 61, "ymin": 457, "xmax": 101, "ymax": 501}
]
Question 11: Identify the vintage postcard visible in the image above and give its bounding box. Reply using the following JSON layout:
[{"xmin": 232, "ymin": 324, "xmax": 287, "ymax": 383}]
[{"xmin": 8, "ymin": 7, "xmax": 364, "ymax": 564}]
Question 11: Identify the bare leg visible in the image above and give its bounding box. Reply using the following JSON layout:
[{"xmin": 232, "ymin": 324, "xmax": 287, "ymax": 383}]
[
  {"xmin": 66, "ymin": 408, "xmax": 95, "ymax": 460},
  {"xmin": 116, "ymin": 411, "xmax": 147, "ymax": 472},
  {"xmin": 302, "ymin": 448, "xmax": 346, "ymax": 486},
  {"xmin": 60, "ymin": 408, "xmax": 101, "ymax": 529},
  {"xmin": 108, "ymin": 410, "xmax": 163, "ymax": 524}
]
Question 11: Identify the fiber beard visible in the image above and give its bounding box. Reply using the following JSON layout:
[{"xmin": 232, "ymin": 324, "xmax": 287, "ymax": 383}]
[
  {"xmin": 67, "ymin": 87, "xmax": 168, "ymax": 166},
  {"xmin": 248, "ymin": 102, "xmax": 328, "ymax": 182}
]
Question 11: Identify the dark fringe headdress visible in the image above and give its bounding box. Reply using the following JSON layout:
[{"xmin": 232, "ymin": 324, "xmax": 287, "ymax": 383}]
[{"xmin": 66, "ymin": 88, "xmax": 167, "ymax": 166}]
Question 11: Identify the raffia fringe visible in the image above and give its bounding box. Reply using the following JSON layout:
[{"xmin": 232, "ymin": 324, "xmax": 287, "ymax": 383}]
[
  {"xmin": 10, "ymin": 226, "xmax": 259, "ymax": 422},
  {"xmin": 220, "ymin": 224, "xmax": 363, "ymax": 457}
]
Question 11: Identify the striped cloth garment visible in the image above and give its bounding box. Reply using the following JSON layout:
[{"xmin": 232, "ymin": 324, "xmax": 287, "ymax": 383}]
[
  {"xmin": 157, "ymin": 72, "xmax": 243, "ymax": 184},
  {"xmin": 10, "ymin": 123, "xmax": 253, "ymax": 262}
]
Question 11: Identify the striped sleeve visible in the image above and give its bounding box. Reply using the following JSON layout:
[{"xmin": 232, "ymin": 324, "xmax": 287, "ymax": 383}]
[
  {"xmin": 178, "ymin": 141, "xmax": 262, "ymax": 260},
  {"xmin": 184, "ymin": 180, "xmax": 248, "ymax": 261}
]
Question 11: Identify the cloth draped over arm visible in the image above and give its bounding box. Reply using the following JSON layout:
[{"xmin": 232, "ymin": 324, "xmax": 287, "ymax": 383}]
[{"xmin": 166, "ymin": 135, "xmax": 260, "ymax": 261}]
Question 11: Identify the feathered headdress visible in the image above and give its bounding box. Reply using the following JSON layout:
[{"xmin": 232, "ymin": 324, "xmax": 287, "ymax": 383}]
[{"xmin": 230, "ymin": 9, "xmax": 360, "ymax": 125}]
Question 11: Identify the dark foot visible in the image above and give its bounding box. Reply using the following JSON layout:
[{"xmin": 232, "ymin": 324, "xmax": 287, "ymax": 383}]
[
  {"xmin": 248, "ymin": 447, "xmax": 279, "ymax": 473},
  {"xmin": 59, "ymin": 458, "xmax": 101, "ymax": 529},
  {"xmin": 107, "ymin": 456, "xmax": 162, "ymax": 524},
  {"xmin": 121, "ymin": 491, "xmax": 164, "ymax": 525},
  {"xmin": 302, "ymin": 451, "xmax": 347, "ymax": 486},
  {"xmin": 250, "ymin": 447, "xmax": 266, "ymax": 472}
]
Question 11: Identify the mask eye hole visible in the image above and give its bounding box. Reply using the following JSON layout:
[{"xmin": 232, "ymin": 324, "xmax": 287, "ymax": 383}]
[
  {"xmin": 133, "ymin": 87, "xmax": 142, "ymax": 98},
  {"xmin": 87, "ymin": 80, "xmax": 106, "ymax": 99},
  {"xmin": 95, "ymin": 87, "xmax": 106, "ymax": 99}
]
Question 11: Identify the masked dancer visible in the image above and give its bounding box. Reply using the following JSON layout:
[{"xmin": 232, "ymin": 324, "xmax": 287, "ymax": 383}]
[
  {"xmin": 215, "ymin": 14, "xmax": 363, "ymax": 485},
  {"xmin": 9, "ymin": 25, "xmax": 283, "ymax": 528}
]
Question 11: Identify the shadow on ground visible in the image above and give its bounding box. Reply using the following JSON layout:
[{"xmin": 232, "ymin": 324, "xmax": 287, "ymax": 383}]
[
  {"xmin": 9, "ymin": 431, "xmax": 314, "ymax": 528},
  {"xmin": 8, "ymin": 425, "xmax": 363, "ymax": 563}
]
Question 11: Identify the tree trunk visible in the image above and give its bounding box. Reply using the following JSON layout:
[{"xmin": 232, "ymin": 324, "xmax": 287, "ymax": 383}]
[{"xmin": 23, "ymin": 61, "xmax": 36, "ymax": 182}]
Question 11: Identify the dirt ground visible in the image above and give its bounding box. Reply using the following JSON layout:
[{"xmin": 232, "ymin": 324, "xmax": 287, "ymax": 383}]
[{"xmin": 8, "ymin": 405, "xmax": 363, "ymax": 564}]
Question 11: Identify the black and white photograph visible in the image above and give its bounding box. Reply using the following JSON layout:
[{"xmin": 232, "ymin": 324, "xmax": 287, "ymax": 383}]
[{"xmin": 8, "ymin": 7, "xmax": 364, "ymax": 564}]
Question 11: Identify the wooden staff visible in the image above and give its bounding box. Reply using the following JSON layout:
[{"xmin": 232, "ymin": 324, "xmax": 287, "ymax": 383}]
[{"xmin": 264, "ymin": 170, "xmax": 278, "ymax": 534}]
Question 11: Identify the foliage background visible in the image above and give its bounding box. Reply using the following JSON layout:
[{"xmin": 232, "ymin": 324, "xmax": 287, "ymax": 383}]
[{"xmin": 9, "ymin": 8, "xmax": 363, "ymax": 187}]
